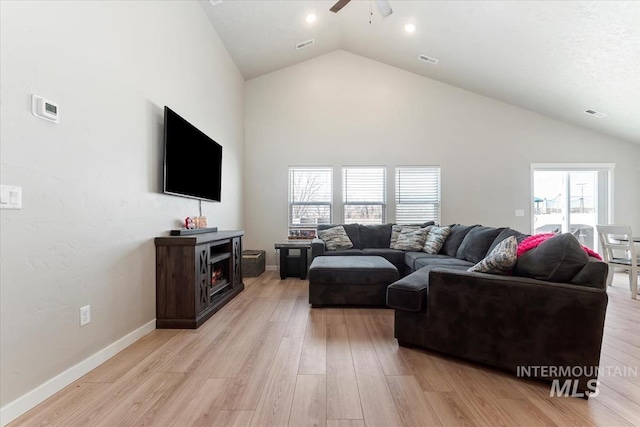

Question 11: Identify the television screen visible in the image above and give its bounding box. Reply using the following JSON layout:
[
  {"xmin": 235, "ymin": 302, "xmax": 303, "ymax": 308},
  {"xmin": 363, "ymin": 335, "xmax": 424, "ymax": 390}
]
[{"xmin": 163, "ymin": 106, "xmax": 222, "ymax": 202}]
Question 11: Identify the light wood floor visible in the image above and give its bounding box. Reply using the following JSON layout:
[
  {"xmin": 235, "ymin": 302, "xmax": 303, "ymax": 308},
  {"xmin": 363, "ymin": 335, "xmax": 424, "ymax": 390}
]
[{"xmin": 10, "ymin": 272, "xmax": 640, "ymax": 427}]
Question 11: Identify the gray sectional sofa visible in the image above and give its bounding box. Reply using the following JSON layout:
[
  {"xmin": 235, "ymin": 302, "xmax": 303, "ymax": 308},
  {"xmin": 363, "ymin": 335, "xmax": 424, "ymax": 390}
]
[
  {"xmin": 310, "ymin": 222, "xmax": 609, "ymax": 395},
  {"xmin": 311, "ymin": 222, "xmax": 436, "ymax": 276}
]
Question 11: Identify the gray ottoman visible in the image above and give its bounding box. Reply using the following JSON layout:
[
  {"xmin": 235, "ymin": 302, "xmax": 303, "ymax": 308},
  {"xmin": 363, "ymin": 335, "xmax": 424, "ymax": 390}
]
[{"xmin": 308, "ymin": 256, "xmax": 399, "ymax": 307}]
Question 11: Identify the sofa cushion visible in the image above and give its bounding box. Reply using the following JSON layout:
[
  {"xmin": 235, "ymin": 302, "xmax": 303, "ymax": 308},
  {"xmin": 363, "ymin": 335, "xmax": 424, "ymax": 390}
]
[
  {"xmin": 468, "ymin": 236, "xmax": 518, "ymax": 274},
  {"xmin": 571, "ymin": 258, "xmax": 608, "ymax": 289},
  {"xmin": 387, "ymin": 268, "xmax": 431, "ymax": 312},
  {"xmin": 405, "ymin": 252, "xmax": 442, "ymax": 270},
  {"xmin": 309, "ymin": 256, "xmax": 398, "ymax": 285},
  {"xmin": 318, "ymin": 223, "xmax": 361, "ymax": 249},
  {"xmin": 440, "ymin": 225, "xmax": 478, "ymax": 257},
  {"xmin": 359, "ymin": 224, "xmax": 393, "ymax": 249},
  {"xmin": 487, "ymin": 227, "xmax": 529, "ymax": 254},
  {"xmin": 362, "ymin": 248, "xmax": 405, "ymax": 265},
  {"xmin": 422, "ymin": 226, "xmax": 451, "ymax": 254},
  {"xmin": 390, "ymin": 222, "xmax": 435, "ymax": 248},
  {"xmin": 513, "ymin": 233, "xmax": 589, "ymax": 283},
  {"xmin": 387, "ymin": 264, "xmax": 470, "ymax": 312},
  {"xmin": 324, "ymin": 249, "xmax": 366, "ymax": 256},
  {"xmin": 415, "ymin": 256, "xmax": 474, "ymax": 270},
  {"xmin": 317, "ymin": 226, "xmax": 353, "ymax": 251},
  {"xmin": 393, "ymin": 227, "xmax": 430, "ymax": 251},
  {"xmin": 456, "ymin": 226, "xmax": 504, "ymax": 263}
]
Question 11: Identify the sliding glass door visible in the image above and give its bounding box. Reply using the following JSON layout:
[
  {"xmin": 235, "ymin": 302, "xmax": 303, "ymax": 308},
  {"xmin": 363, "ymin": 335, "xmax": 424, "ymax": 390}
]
[{"xmin": 532, "ymin": 164, "xmax": 613, "ymax": 250}]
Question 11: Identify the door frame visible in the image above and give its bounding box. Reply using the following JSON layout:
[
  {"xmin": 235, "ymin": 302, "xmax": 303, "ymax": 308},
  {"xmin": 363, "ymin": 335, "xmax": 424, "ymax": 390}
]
[{"xmin": 530, "ymin": 163, "xmax": 615, "ymax": 247}]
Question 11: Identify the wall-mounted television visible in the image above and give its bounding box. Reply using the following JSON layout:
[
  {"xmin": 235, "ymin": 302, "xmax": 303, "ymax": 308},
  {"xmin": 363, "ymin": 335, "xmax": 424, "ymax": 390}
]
[{"xmin": 163, "ymin": 106, "xmax": 222, "ymax": 202}]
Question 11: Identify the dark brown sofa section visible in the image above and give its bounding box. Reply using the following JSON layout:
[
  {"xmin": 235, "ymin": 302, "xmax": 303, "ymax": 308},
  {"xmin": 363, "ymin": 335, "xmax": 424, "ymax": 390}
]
[
  {"xmin": 387, "ymin": 232, "xmax": 609, "ymax": 396},
  {"xmin": 312, "ymin": 222, "xmax": 609, "ymax": 396}
]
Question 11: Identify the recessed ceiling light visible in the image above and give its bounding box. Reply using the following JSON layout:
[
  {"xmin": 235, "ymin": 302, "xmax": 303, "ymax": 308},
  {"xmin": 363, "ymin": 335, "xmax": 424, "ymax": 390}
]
[
  {"xmin": 404, "ymin": 23, "xmax": 416, "ymax": 33},
  {"xmin": 306, "ymin": 13, "xmax": 317, "ymax": 23}
]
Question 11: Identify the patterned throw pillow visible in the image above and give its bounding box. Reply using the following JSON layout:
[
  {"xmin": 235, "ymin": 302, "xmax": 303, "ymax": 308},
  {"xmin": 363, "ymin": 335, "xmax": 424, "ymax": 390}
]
[
  {"xmin": 317, "ymin": 226, "xmax": 354, "ymax": 251},
  {"xmin": 468, "ymin": 236, "xmax": 518, "ymax": 274},
  {"xmin": 393, "ymin": 227, "xmax": 431, "ymax": 251},
  {"xmin": 422, "ymin": 226, "xmax": 452, "ymax": 254},
  {"xmin": 390, "ymin": 225, "xmax": 421, "ymax": 248}
]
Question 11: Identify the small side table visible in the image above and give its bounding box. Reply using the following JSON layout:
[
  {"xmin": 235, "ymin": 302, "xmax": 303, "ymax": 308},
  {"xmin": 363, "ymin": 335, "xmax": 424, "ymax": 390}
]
[{"xmin": 275, "ymin": 240, "xmax": 312, "ymax": 280}]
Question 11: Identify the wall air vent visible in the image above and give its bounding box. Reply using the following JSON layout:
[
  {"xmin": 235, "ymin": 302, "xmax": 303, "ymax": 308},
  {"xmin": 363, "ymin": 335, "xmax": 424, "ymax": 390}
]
[
  {"xmin": 418, "ymin": 54, "xmax": 439, "ymax": 65},
  {"xmin": 585, "ymin": 109, "xmax": 607, "ymax": 118},
  {"xmin": 296, "ymin": 39, "xmax": 315, "ymax": 50}
]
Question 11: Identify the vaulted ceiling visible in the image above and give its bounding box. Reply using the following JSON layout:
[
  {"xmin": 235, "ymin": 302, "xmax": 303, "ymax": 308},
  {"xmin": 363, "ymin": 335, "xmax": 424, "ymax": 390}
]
[{"xmin": 203, "ymin": 1, "xmax": 640, "ymax": 144}]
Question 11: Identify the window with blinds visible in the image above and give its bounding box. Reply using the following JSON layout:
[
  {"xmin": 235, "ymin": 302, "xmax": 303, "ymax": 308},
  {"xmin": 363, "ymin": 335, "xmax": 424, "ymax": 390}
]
[
  {"xmin": 343, "ymin": 167, "xmax": 386, "ymax": 224},
  {"xmin": 289, "ymin": 167, "xmax": 332, "ymax": 230},
  {"xmin": 395, "ymin": 166, "xmax": 441, "ymax": 224}
]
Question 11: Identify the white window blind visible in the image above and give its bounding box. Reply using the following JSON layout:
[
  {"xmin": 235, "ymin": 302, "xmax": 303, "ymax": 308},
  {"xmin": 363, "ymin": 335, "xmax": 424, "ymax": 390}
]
[
  {"xmin": 343, "ymin": 167, "xmax": 386, "ymax": 224},
  {"xmin": 395, "ymin": 166, "xmax": 441, "ymax": 224},
  {"xmin": 289, "ymin": 167, "xmax": 332, "ymax": 229}
]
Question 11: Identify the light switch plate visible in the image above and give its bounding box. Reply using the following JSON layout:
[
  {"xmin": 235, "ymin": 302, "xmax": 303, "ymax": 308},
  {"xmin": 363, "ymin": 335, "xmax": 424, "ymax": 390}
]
[
  {"xmin": 0, "ymin": 185, "xmax": 22, "ymax": 209},
  {"xmin": 515, "ymin": 209, "xmax": 525, "ymax": 217}
]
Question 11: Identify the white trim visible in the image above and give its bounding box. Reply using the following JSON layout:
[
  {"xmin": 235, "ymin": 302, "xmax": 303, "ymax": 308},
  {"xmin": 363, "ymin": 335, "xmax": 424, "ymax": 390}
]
[
  {"xmin": 0, "ymin": 320, "xmax": 156, "ymax": 426},
  {"xmin": 266, "ymin": 264, "xmax": 278, "ymax": 271},
  {"xmin": 530, "ymin": 163, "xmax": 615, "ymax": 171},
  {"xmin": 530, "ymin": 163, "xmax": 615, "ymax": 248}
]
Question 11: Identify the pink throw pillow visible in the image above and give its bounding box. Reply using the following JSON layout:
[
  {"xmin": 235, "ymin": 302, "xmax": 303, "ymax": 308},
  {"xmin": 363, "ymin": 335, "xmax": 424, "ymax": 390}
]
[
  {"xmin": 517, "ymin": 233, "xmax": 555, "ymax": 257},
  {"xmin": 517, "ymin": 233, "xmax": 603, "ymax": 260}
]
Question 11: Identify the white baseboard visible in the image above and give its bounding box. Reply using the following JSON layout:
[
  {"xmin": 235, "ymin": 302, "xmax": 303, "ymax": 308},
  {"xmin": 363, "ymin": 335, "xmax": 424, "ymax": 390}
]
[
  {"xmin": 266, "ymin": 264, "xmax": 278, "ymax": 271},
  {"xmin": 0, "ymin": 319, "xmax": 156, "ymax": 426}
]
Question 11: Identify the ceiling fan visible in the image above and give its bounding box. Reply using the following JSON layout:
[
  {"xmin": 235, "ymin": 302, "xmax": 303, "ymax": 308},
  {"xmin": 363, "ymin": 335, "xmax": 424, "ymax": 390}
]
[{"xmin": 330, "ymin": 0, "xmax": 393, "ymax": 17}]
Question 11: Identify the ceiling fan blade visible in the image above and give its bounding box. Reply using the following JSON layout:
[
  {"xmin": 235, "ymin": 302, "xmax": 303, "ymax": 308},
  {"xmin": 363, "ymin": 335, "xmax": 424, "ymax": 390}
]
[
  {"xmin": 375, "ymin": 0, "xmax": 393, "ymax": 17},
  {"xmin": 330, "ymin": 0, "xmax": 351, "ymax": 13}
]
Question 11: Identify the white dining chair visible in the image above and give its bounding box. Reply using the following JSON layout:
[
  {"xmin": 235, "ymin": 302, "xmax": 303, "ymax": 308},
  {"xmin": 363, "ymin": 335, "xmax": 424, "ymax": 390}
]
[{"xmin": 596, "ymin": 225, "xmax": 638, "ymax": 299}]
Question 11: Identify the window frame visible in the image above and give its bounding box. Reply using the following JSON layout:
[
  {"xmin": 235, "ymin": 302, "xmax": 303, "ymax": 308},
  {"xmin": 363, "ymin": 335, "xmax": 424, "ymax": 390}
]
[
  {"xmin": 342, "ymin": 166, "xmax": 387, "ymax": 225},
  {"xmin": 394, "ymin": 166, "xmax": 442, "ymax": 225},
  {"xmin": 288, "ymin": 166, "xmax": 333, "ymax": 233}
]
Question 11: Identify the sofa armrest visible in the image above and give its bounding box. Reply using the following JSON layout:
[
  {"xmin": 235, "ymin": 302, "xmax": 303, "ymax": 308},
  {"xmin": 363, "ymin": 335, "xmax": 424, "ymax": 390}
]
[
  {"xmin": 311, "ymin": 238, "xmax": 326, "ymax": 260},
  {"xmin": 392, "ymin": 268, "xmax": 608, "ymax": 393},
  {"xmin": 424, "ymin": 267, "xmax": 608, "ymax": 369}
]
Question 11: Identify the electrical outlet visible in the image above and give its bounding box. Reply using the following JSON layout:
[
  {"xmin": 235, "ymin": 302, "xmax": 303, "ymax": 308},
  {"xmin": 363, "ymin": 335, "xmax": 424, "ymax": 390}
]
[
  {"xmin": 515, "ymin": 209, "xmax": 525, "ymax": 217},
  {"xmin": 80, "ymin": 305, "xmax": 91, "ymax": 326}
]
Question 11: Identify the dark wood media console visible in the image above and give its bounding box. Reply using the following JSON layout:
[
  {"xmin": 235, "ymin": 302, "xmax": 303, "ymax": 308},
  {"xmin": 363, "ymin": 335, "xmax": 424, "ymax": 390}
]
[{"xmin": 155, "ymin": 230, "xmax": 244, "ymax": 329}]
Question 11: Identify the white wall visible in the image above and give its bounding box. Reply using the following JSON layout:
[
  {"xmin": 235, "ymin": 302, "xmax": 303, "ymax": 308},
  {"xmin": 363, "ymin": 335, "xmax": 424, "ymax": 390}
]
[
  {"xmin": 0, "ymin": 0, "xmax": 244, "ymax": 413},
  {"xmin": 245, "ymin": 50, "xmax": 640, "ymax": 265}
]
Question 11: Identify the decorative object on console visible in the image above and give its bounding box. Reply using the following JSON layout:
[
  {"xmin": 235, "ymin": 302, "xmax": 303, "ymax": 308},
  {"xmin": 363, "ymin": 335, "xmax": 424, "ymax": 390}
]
[
  {"xmin": 194, "ymin": 216, "xmax": 207, "ymax": 228},
  {"xmin": 185, "ymin": 217, "xmax": 195, "ymax": 229},
  {"xmin": 469, "ymin": 236, "xmax": 518, "ymax": 274},
  {"xmin": 317, "ymin": 226, "xmax": 353, "ymax": 251}
]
